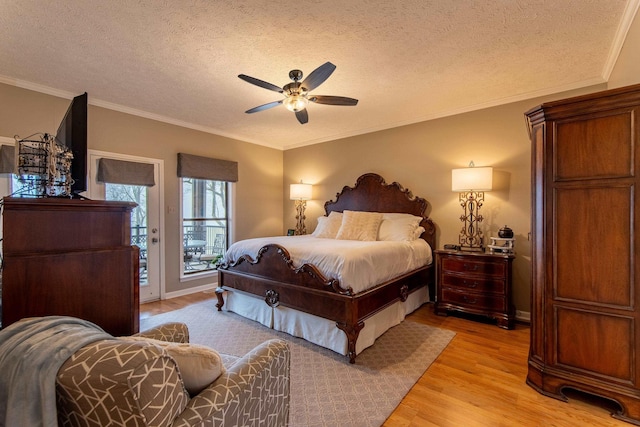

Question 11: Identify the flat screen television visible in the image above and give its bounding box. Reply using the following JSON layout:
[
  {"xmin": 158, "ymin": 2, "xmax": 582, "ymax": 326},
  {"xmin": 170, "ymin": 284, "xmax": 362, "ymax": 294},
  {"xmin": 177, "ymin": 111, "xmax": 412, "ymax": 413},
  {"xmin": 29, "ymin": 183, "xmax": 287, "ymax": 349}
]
[{"xmin": 56, "ymin": 92, "xmax": 88, "ymax": 196}]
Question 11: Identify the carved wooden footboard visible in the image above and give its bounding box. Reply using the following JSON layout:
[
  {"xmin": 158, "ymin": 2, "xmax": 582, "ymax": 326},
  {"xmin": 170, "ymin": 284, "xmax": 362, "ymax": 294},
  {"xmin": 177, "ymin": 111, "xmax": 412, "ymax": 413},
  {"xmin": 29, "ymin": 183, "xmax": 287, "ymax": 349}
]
[
  {"xmin": 216, "ymin": 173, "xmax": 437, "ymax": 363},
  {"xmin": 216, "ymin": 243, "xmax": 432, "ymax": 363}
]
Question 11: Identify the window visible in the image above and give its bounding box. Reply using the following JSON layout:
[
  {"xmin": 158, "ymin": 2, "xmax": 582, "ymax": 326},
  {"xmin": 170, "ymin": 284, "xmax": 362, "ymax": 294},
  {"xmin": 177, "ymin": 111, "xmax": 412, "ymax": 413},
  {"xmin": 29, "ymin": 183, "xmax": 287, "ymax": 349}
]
[
  {"xmin": 11, "ymin": 175, "xmax": 36, "ymax": 197},
  {"xmin": 182, "ymin": 178, "xmax": 228, "ymax": 275},
  {"xmin": 105, "ymin": 183, "xmax": 149, "ymax": 284},
  {"xmin": 176, "ymin": 152, "xmax": 236, "ymax": 277}
]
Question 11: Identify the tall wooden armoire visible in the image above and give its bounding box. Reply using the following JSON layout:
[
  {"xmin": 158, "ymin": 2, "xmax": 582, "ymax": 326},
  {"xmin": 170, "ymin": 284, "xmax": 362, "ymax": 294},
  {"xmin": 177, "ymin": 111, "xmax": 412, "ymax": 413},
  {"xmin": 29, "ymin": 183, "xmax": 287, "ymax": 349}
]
[
  {"xmin": 1, "ymin": 197, "xmax": 139, "ymax": 336},
  {"xmin": 526, "ymin": 84, "xmax": 640, "ymax": 424}
]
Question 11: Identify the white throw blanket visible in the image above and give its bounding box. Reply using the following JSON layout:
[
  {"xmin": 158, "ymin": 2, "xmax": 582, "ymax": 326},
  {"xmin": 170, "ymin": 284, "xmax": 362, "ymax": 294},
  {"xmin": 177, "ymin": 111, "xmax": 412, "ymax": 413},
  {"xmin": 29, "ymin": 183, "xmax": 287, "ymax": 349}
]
[{"xmin": 0, "ymin": 316, "xmax": 112, "ymax": 427}]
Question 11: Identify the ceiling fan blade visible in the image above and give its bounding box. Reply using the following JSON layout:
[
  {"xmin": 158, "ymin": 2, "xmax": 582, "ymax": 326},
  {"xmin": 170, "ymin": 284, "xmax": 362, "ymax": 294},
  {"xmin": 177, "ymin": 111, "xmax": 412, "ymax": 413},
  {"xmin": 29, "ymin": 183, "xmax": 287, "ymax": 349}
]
[
  {"xmin": 309, "ymin": 95, "xmax": 358, "ymax": 106},
  {"xmin": 245, "ymin": 100, "xmax": 283, "ymax": 114},
  {"xmin": 300, "ymin": 62, "xmax": 336, "ymax": 91},
  {"xmin": 238, "ymin": 74, "xmax": 283, "ymax": 93},
  {"xmin": 295, "ymin": 109, "xmax": 309, "ymax": 124}
]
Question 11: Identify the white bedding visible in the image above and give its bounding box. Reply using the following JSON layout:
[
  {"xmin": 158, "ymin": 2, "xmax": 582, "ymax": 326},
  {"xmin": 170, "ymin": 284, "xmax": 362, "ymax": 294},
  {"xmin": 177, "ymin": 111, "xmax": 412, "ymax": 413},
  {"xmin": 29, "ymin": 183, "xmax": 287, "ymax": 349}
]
[{"xmin": 223, "ymin": 235, "xmax": 433, "ymax": 294}]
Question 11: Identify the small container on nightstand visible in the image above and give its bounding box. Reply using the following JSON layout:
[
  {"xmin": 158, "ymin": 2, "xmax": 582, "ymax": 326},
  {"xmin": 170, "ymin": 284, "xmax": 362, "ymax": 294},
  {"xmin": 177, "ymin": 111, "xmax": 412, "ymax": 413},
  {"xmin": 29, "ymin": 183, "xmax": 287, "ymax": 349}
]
[
  {"xmin": 488, "ymin": 237, "xmax": 515, "ymax": 254},
  {"xmin": 434, "ymin": 249, "xmax": 515, "ymax": 329}
]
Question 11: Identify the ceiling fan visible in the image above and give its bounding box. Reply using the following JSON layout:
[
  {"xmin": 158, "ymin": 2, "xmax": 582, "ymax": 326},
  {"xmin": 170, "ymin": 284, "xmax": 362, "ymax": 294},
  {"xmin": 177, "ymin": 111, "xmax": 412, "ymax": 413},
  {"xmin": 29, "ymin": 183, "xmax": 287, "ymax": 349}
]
[{"xmin": 238, "ymin": 62, "xmax": 358, "ymax": 124}]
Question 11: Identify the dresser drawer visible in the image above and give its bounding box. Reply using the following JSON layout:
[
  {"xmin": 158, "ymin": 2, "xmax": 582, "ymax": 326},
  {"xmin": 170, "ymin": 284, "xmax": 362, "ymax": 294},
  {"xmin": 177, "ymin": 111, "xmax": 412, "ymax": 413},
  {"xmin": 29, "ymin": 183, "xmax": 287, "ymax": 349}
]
[
  {"xmin": 441, "ymin": 257, "xmax": 505, "ymax": 276},
  {"xmin": 441, "ymin": 273, "xmax": 505, "ymax": 294},
  {"xmin": 441, "ymin": 289, "xmax": 506, "ymax": 311}
]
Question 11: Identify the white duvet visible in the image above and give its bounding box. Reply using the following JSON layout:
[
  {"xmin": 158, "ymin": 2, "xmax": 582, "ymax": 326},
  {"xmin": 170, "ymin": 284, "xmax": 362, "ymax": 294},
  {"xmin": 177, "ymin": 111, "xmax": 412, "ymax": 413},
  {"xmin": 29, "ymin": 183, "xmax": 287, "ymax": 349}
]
[{"xmin": 223, "ymin": 235, "xmax": 432, "ymax": 294}]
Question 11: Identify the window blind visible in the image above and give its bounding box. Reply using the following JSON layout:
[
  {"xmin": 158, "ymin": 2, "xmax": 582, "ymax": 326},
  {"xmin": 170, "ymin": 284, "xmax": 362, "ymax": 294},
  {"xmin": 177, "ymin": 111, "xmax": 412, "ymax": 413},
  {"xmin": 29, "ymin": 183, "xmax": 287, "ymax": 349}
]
[
  {"xmin": 0, "ymin": 145, "xmax": 15, "ymax": 174},
  {"xmin": 177, "ymin": 153, "xmax": 238, "ymax": 182},
  {"xmin": 97, "ymin": 158, "xmax": 155, "ymax": 186}
]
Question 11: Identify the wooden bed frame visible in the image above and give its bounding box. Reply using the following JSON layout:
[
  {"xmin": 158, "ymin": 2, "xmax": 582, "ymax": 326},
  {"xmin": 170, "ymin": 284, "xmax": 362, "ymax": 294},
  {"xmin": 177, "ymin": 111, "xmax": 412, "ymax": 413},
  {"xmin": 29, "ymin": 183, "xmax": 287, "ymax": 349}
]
[{"xmin": 216, "ymin": 173, "xmax": 437, "ymax": 363}]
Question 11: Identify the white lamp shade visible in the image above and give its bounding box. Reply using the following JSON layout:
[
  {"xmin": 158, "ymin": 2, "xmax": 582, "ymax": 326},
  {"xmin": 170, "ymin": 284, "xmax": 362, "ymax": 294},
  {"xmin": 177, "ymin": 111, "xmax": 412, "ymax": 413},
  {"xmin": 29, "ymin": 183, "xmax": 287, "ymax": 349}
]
[
  {"xmin": 452, "ymin": 167, "xmax": 493, "ymax": 191},
  {"xmin": 290, "ymin": 183, "xmax": 313, "ymax": 200}
]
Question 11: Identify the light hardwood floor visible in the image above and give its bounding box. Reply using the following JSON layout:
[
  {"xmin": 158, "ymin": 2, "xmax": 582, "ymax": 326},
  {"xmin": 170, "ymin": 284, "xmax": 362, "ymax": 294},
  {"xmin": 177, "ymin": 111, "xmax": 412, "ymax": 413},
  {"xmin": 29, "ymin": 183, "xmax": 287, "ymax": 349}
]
[{"xmin": 141, "ymin": 293, "xmax": 629, "ymax": 427}]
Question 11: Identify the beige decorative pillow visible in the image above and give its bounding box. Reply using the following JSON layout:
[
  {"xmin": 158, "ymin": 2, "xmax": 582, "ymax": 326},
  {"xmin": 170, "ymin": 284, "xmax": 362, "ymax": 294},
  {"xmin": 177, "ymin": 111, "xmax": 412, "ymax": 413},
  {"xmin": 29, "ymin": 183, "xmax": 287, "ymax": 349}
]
[
  {"xmin": 122, "ymin": 337, "xmax": 225, "ymax": 395},
  {"xmin": 378, "ymin": 215, "xmax": 424, "ymax": 241},
  {"xmin": 335, "ymin": 210, "xmax": 383, "ymax": 241},
  {"xmin": 312, "ymin": 211, "xmax": 343, "ymax": 238}
]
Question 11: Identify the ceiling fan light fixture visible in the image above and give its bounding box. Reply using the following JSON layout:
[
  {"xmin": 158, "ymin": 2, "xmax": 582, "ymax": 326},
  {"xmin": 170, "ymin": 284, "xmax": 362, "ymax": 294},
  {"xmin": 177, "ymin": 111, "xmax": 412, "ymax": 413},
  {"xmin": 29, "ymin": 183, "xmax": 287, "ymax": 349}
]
[
  {"xmin": 239, "ymin": 62, "xmax": 358, "ymax": 123},
  {"xmin": 283, "ymin": 95, "xmax": 309, "ymax": 112}
]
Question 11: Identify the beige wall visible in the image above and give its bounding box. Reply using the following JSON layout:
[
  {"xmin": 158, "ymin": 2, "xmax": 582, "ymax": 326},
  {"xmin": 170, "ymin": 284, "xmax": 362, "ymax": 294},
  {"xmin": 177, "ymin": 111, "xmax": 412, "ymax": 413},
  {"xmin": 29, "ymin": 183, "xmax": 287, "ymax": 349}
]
[
  {"xmin": 0, "ymin": 83, "xmax": 284, "ymax": 294},
  {"xmin": 283, "ymin": 86, "xmax": 606, "ymax": 314}
]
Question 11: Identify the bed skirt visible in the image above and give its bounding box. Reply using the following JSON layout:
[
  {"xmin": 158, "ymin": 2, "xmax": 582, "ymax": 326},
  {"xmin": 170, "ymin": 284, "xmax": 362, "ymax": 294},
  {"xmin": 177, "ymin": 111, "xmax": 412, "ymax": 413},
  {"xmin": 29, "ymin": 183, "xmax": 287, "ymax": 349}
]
[{"xmin": 222, "ymin": 285, "xmax": 430, "ymax": 356}]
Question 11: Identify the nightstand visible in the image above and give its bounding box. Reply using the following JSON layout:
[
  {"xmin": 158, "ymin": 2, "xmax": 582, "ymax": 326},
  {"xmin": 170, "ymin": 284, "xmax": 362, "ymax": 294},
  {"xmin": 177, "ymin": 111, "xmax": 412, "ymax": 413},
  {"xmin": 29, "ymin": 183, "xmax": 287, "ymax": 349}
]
[{"xmin": 434, "ymin": 249, "xmax": 515, "ymax": 329}]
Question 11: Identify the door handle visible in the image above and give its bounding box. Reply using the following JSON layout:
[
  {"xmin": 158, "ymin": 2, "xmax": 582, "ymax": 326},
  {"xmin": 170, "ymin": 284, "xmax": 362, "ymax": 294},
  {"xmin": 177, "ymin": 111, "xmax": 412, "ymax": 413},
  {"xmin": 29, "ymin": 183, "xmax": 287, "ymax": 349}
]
[
  {"xmin": 463, "ymin": 263, "xmax": 479, "ymax": 271},
  {"xmin": 462, "ymin": 295, "xmax": 477, "ymax": 304},
  {"xmin": 462, "ymin": 280, "xmax": 478, "ymax": 288}
]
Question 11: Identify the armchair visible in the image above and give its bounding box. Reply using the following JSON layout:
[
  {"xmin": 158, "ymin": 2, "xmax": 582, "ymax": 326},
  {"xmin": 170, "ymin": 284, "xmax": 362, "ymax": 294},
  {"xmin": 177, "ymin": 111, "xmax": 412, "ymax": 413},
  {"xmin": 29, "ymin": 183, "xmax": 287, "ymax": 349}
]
[{"xmin": 56, "ymin": 322, "xmax": 290, "ymax": 427}]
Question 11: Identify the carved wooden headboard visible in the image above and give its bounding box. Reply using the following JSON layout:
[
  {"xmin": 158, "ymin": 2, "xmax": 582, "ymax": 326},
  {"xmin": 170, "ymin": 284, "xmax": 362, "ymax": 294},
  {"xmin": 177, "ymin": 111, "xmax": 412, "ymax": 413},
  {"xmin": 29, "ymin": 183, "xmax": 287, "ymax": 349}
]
[{"xmin": 324, "ymin": 173, "xmax": 437, "ymax": 250}]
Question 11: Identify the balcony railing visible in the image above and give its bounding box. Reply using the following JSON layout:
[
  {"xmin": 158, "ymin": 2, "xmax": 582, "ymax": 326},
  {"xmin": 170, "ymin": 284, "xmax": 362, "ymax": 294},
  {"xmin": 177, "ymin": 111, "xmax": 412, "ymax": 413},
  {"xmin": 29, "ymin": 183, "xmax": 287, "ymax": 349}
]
[{"xmin": 131, "ymin": 223, "xmax": 227, "ymax": 274}]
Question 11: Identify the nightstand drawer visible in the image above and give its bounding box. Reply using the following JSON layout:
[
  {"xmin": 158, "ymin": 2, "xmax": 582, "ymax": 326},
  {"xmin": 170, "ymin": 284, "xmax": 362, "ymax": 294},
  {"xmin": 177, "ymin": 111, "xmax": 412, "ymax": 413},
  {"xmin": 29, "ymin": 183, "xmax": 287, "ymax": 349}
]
[
  {"xmin": 442, "ymin": 257, "xmax": 505, "ymax": 276},
  {"xmin": 441, "ymin": 274, "xmax": 505, "ymax": 294},
  {"xmin": 441, "ymin": 289, "xmax": 506, "ymax": 311}
]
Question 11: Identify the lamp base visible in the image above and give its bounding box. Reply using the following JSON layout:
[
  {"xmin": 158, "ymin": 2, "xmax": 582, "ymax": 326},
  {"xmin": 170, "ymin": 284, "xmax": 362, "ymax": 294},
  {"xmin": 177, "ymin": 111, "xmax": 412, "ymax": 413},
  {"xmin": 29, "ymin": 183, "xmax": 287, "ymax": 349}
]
[
  {"xmin": 294, "ymin": 199, "xmax": 307, "ymax": 235},
  {"xmin": 457, "ymin": 190, "xmax": 486, "ymax": 252}
]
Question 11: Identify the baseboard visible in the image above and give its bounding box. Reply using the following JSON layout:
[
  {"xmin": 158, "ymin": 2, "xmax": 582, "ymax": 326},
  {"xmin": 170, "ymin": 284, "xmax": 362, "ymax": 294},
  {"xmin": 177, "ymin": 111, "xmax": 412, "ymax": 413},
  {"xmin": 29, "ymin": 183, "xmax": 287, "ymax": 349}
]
[
  {"xmin": 163, "ymin": 282, "xmax": 217, "ymax": 300},
  {"xmin": 516, "ymin": 310, "xmax": 531, "ymax": 323}
]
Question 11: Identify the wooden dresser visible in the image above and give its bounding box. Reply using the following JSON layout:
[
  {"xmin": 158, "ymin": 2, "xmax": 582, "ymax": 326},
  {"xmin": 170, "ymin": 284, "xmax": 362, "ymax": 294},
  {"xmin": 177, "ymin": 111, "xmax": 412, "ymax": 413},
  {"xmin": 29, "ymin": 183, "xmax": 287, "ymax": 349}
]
[
  {"xmin": 434, "ymin": 250, "xmax": 515, "ymax": 329},
  {"xmin": 526, "ymin": 84, "xmax": 640, "ymax": 424},
  {"xmin": 1, "ymin": 197, "xmax": 139, "ymax": 336}
]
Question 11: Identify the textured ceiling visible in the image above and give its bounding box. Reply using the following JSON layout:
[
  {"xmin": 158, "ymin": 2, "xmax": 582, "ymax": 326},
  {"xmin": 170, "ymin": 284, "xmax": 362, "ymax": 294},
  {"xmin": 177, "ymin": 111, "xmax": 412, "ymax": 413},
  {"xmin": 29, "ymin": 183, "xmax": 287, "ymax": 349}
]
[{"xmin": 0, "ymin": 0, "xmax": 637, "ymax": 150}]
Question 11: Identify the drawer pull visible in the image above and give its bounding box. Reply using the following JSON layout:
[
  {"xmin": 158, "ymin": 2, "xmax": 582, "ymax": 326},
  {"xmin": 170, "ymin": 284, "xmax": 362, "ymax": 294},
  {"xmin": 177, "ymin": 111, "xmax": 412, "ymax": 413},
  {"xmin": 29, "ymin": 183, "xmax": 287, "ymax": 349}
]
[
  {"xmin": 462, "ymin": 280, "xmax": 478, "ymax": 288},
  {"xmin": 462, "ymin": 296, "xmax": 477, "ymax": 304},
  {"xmin": 463, "ymin": 263, "xmax": 479, "ymax": 271}
]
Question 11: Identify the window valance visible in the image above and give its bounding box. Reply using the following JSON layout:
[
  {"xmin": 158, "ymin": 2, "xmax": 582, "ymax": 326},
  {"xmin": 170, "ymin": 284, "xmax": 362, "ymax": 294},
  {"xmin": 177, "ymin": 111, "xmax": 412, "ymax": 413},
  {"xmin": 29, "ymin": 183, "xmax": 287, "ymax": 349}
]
[
  {"xmin": 0, "ymin": 144, "xmax": 15, "ymax": 174},
  {"xmin": 177, "ymin": 153, "xmax": 238, "ymax": 182},
  {"xmin": 97, "ymin": 158, "xmax": 155, "ymax": 186}
]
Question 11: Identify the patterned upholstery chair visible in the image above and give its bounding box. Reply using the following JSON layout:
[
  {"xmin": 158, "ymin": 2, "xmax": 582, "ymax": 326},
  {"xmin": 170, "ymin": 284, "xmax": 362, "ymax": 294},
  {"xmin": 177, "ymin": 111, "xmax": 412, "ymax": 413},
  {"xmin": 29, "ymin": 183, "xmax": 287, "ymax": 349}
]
[{"xmin": 55, "ymin": 322, "xmax": 290, "ymax": 427}]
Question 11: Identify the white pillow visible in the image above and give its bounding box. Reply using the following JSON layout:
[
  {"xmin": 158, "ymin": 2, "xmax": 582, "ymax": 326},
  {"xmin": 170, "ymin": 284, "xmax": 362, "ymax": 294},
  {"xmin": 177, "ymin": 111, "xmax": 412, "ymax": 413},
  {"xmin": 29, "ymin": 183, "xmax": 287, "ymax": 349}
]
[
  {"xmin": 413, "ymin": 226, "xmax": 426, "ymax": 240},
  {"xmin": 381, "ymin": 212, "xmax": 423, "ymax": 225},
  {"xmin": 335, "ymin": 210, "xmax": 383, "ymax": 241},
  {"xmin": 312, "ymin": 211, "xmax": 343, "ymax": 238},
  {"xmin": 378, "ymin": 215, "xmax": 424, "ymax": 241},
  {"xmin": 122, "ymin": 337, "xmax": 225, "ymax": 395}
]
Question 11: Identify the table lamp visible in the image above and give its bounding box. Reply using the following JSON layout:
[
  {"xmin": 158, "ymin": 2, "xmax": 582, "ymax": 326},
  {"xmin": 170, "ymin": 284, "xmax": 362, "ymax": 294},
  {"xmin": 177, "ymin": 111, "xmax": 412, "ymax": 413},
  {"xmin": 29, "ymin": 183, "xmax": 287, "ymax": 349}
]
[
  {"xmin": 290, "ymin": 181, "xmax": 312, "ymax": 235},
  {"xmin": 451, "ymin": 161, "xmax": 493, "ymax": 251}
]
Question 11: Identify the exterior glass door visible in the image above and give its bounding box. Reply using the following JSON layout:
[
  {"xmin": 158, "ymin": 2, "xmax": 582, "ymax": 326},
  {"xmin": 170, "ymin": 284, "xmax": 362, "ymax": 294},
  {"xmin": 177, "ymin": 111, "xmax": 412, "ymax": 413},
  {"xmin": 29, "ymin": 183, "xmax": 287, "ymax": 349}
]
[{"xmin": 88, "ymin": 151, "xmax": 163, "ymax": 303}]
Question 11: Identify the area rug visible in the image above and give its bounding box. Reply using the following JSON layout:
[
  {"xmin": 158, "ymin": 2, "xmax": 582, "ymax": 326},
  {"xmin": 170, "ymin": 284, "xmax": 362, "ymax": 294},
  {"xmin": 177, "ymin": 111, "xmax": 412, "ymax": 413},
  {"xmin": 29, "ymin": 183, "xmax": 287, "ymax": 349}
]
[{"xmin": 141, "ymin": 301, "xmax": 455, "ymax": 427}]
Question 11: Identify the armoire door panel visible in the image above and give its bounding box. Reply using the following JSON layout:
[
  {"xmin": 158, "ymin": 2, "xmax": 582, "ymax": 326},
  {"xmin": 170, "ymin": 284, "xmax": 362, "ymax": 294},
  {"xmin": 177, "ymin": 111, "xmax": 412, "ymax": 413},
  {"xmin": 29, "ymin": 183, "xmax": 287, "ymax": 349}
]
[
  {"xmin": 555, "ymin": 186, "xmax": 632, "ymax": 307},
  {"xmin": 556, "ymin": 307, "xmax": 633, "ymax": 382},
  {"xmin": 554, "ymin": 111, "xmax": 633, "ymax": 180}
]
